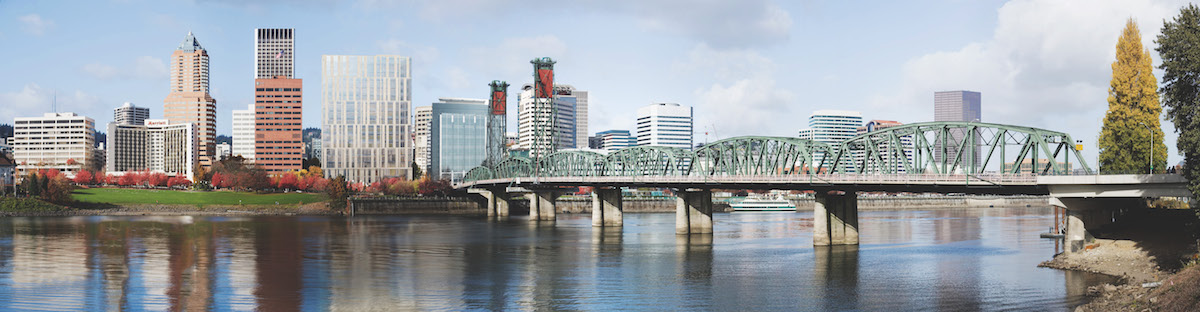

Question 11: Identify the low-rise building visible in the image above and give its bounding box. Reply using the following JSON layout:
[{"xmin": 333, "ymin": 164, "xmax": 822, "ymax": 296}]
[{"xmin": 13, "ymin": 112, "xmax": 97, "ymax": 177}]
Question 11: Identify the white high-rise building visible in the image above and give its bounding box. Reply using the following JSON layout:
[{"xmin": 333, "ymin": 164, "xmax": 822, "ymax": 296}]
[
  {"xmin": 414, "ymin": 105, "xmax": 432, "ymax": 176},
  {"xmin": 13, "ymin": 112, "xmax": 97, "ymax": 178},
  {"xmin": 799, "ymin": 109, "xmax": 863, "ymax": 171},
  {"xmin": 854, "ymin": 120, "xmax": 915, "ymax": 173},
  {"xmin": 232, "ymin": 104, "xmax": 255, "ymax": 160},
  {"xmin": 321, "ymin": 55, "xmax": 413, "ymax": 183},
  {"xmin": 635, "ymin": 103, "xmax": 693, "ymax": 150},
  {"xmin": 255, "ymin": 28, "xmax": 294, "ymax": 79},
  {"xmin": 516, "ymin": 84, "xmax": 588, "ymax": 157},
  {"xmin": 114, "ymin": 102, "xmax": 149, "ymax": 126}
]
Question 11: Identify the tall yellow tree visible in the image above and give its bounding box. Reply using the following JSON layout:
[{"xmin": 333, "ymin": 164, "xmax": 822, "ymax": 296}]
[{"xmin": 1099, "ymin": 18, "xmax": 1167, "ymax": 173}]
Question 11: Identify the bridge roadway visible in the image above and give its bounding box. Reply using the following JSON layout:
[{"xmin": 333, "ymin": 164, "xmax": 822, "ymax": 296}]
[{"xmin": 462, "ymin": 174, "xmax": 1189, "ymax": 252}]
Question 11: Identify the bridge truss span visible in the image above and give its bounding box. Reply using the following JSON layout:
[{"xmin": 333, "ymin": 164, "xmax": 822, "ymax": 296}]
[
  {"xmin": 693, "ymin": 136, "xmax": 832, "ymax": 176},
  {"xmin": 831, "ymin": 122, "xmax": 1092, "ymax": 175}
]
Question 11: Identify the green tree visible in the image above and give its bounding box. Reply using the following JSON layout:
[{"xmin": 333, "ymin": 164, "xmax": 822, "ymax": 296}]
[
  {"xmin": 327, "ymin": 175, "xmax": 348, "ymax": 209},
  {"xmin": 411, "ymin": 161, "xmax": 423, "ymax": 179},
  {"xmin": 1099, "ymin": 18, "xmax": 1167, "ymax": 173},
  {"xmin": 1158, "ymin": 4, "xmax": 1200, "ymax": 215}
]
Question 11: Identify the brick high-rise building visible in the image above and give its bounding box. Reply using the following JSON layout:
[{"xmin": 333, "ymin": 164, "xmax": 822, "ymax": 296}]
[
  {"xmin": 253, "ymin": 28, "xmax": 302, "ymax": 173},
  {"xmin": 254, "ymin": 78, "xmax": 303, "ymax": 173},
  {"xmin": 163, "ymin": 32, "xmax": 217, "ymax": 169}
]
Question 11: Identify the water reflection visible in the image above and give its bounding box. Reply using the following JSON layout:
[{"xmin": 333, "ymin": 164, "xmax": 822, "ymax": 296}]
[{"xmin": 0, "ymin": 208, "xmax": 1115, "ymax": 310}]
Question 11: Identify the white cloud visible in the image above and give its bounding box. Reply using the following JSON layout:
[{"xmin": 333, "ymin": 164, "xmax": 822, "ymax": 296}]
[
  {"xmin": 18, "ymin": 14, "xmax": 54, "ymax": 36},
  {"xmin": 377, "ymin": 39, "xmax": 440, "ymax": 63},
  {"xmin": 868, "ymin": 0, "xmax": 1191, "ymax": 164},
  {"xmin": 80, "ymin": 56, "xmax": 168, "ymax": 80},
  {"xmin": 467, "ymin": 35, "xmax": 567, "ymax": 78},
  {"xmin": 0, "ymin": 84, "xmax": 103, "ymax": 123},
  {"xmin": 675, "ymin": 44, "xmax": 796, "ymax": 137}
]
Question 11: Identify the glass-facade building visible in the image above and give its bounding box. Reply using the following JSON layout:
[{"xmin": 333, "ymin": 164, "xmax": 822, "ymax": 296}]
[
  {"xmin": 934, "ymin": 90, "xmax": 982, "ymax": 168},
  {"xmin": 430, "ymin": 98, "xmax": 488, "ymax": 183},
  {"xmin": 596, "ymin": 130, "xmax": 636, "ymax": 152},
  {"xmin": 321, "ymin": 55, "xmax": 412, "ymax": 183}
]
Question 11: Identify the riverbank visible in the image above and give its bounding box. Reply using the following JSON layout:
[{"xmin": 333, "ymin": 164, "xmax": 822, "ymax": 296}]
[
  {"xmin": 0, "ymin": 197, "xmax": 340, "ymax": 217},
  {"xmin": 1037, "ymin": 208, "xmax": 1200, "ymax": 311}
]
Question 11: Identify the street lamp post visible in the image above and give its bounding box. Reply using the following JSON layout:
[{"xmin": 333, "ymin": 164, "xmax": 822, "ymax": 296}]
[{"xmin": 1140, "ymin": 122, "xmax": 1153, "ymax": 174}]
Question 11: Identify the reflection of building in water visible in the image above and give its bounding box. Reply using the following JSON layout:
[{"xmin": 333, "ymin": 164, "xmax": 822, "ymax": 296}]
[
  {"xmin": 8, "ymin": 222, "xmax": 89, "ymax": 309},
  {"xmin": 329, "ymin": 219, "xmax": 468, "ymax": 310},
  {"xmin": 213, "ymin": 229, "xmax": 258, "ymax": 311},
  {"xmin": 127, "ymin": 234, "xmax": 172, "ymax": 310},
  {"xmin": 933, "ymin": 210, "xmax": 982, "ymax": 311}
]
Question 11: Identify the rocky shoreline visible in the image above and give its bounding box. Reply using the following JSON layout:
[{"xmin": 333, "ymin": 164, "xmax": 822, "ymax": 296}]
[{"xmin": 1037, "ymin": 208, "xmax": 1199, "ymax": 311}]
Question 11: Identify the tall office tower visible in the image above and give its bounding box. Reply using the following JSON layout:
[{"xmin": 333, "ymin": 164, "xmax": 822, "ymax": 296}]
[
  {"xmin": 798, "ymin": 110, "xmax": 862, "ymax": 171},
  {"xmin": 635, "ymin": 103, "xmax": 694, "ymax": 150},
  {"xmin": 322, "ymin": 55, "xmax": 412, "ymax": 183},
  {"xmin": 854, "ymin": 120, "xmax": 914, "ymax": 173},
  {"xmin": 413, "ymin": 105, "xmax": 432, "ymax": 176},
  {"xmin": 254, "ymin": 78, "xmax": 303, "ymax": 173},
  {"xmin": 13, "ymin": 112, "xmax": 96, "ymax": 178},
  {"xmin": 566, "ymin": 87, "xmax": 589, "ymax": 149},
  {"xmin": 232, "ymin": 104, "xmax": 255, "ymax": 160},
  {"xmin": 114, "ymin": 102, "xmax": 149, "ymax": 126},
  {"xmin": 486, "ymin": 81, "xmax": 509, "ymax": 166},
  {"xmin": 596, "ymin": 130, "xmax": 636, "ymax": 152},
  {"xmin": 106, "ymin": 119, "xmax": 197, "ymax": 179},
  {"xmin": 255, "ymin": 28, "xmax": 294, "ymax": 79},
  {"xmin": 430, "ymin": 98, "xmax": 488, "ymax": 183},
  {"xmin": 163, "ymin": 32, "xmax": 216, "ymax": 169},
  {"xmin": 934, "ymin": 90, "xmax": 982, "ymax": 168}
]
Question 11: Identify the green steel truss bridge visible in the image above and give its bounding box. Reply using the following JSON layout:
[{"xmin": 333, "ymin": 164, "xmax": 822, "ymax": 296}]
[
  {"xmin": 461, "ymin": 121, "xmax": 1094, "ymax": 191},
  {"xmin": 455, "ymin": 121, "xmax": 1188, "ymax": 252}
]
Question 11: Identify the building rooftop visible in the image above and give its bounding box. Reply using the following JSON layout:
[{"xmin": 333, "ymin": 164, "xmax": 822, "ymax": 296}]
[{"xmin": 177, "ymin": 32, "xmax": 204, "ymax": 52}]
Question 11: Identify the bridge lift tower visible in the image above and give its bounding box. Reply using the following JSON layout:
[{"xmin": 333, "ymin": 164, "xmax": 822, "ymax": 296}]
[
  {"xmin": 486, "ymin": 80, "xmax": 510, "ymax": 167},
  {"xmin": 530, "ymin": 57, "xmax": 557, "ymax": 160}
]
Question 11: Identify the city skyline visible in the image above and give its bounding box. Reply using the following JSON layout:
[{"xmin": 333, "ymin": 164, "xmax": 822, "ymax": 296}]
[{"xmin": 0, "ymin": 0, "xmax": 1193, "ymax": 166}]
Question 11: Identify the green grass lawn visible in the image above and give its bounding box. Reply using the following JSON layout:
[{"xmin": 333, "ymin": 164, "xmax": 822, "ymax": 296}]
[{"xmin": 72, "ymin": 188, "xmax": 326, "ymax": 206}]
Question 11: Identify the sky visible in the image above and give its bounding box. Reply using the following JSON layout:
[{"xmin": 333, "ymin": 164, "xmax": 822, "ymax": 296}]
[{"xmin": 0, "ymin": 0, "xmax": 1194, "ymax": 166}]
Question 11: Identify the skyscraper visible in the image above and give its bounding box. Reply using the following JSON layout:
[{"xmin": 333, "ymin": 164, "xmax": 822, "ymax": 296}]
[
  {"xmin": 163, "ymin": 32, "xmax": 216, "ymax": 169},
  {"xmin": 232, "ymin": 104, "xmax": 255, "ymax": 160},
  {"xmin": 254, "ymin": 28, "xmax": 301, "ymax": 173},
  {"xmin": 799, "ymin": 109, "xmax": 862, "ymax": 171},
  {"xmin": 934, "ymin": 90, "xmax": 982, "ymax": 168},
  {"xmin": 321, "ymin": 55, "xmax": 412, "ymax": 183},
  {"xmin": 430, "ymin": 98, "xmax": 488, "ymax": 183},
  {"xmin": 113, "ymin": 102, "xmax": 149, "ymax": 126},
  {"xmin": 255, "ymin": 28, "xmax": 294, "ymax": 79},
  {"xmin": 636, "ymin": 103, "xmax": 693, "ymax": 150}
]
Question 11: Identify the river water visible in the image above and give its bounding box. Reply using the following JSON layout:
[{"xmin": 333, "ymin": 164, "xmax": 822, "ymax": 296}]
[{"xmin": 0, "ymin": 207, "xmax": 1113, "ymax": 311}]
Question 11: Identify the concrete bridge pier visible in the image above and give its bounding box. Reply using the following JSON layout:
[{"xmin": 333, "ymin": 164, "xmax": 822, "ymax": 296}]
[
  {"xmin": 813, "ymin": 191, "xmax": 859, "ymax": 246},
  {"xmin": 528, "ymin": 191, "xmax": 560, "ymax": 221},
  {"xmin": 591, "ymin": 188, "xmax": 623, "ymax": 227},
  {"xmin": 469, "ymin": 188, "xmax": 511, "ymax": 217},
  {"xmin": 676, "ymin": 189, "xmax": 714, "ymax": 234},
  {"xmin": 1050, "ymin": 197, "xmax": 1144, "ymax": 253}
]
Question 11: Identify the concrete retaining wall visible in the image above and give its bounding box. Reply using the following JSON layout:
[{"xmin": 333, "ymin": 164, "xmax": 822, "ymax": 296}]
[{"xmin": 350, "ymin": 198, "xmax": 484, "ymax": 215}]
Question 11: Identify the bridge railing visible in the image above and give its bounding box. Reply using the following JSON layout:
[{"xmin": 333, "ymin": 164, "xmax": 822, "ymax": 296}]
[{"xmin": 457, "ymin": 173, "xmax": 1039, "ymax": 188}]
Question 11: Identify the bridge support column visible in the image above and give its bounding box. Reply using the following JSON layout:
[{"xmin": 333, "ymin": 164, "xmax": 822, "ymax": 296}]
[
  {"xmin": 676, "ymin": 189, "xmax": 713, "ymax": 234},
  {"xmin": 478, "ymin": 187, "xmax": 511, "ymax": 217},
  {"xmin": 813, "ymin": 191, "xmax": 859, "ymax": 246},
  {"xmin": 1050, "ymin": 197, "xmax": 1143, "ymax": 253},
  {"xmin": 528, "ymin": 191, "xmax": 560, "ymax": 221},
  {"xmin": 592, "ymin": 188, "xmax": 623, "ymax": 227}
]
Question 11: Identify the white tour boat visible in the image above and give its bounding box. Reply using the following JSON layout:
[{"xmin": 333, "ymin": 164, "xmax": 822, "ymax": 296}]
[{"xmin": 730, "ymin": 195, "xmax": 796, "ymax": 211}]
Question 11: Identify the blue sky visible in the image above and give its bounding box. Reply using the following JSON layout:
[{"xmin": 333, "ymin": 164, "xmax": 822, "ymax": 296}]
[{"xmin": 0, "ymin": 0, "xmax": 1193, "ymax": 165}]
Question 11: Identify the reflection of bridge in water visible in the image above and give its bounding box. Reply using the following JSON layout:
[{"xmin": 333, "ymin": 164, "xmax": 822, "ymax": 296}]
[{"xmin": 457, "ymin": 122, "xmax": 1189, "ymax": 252}]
